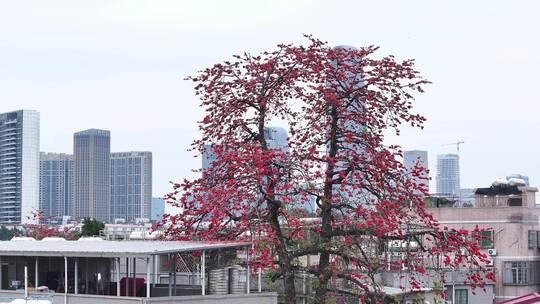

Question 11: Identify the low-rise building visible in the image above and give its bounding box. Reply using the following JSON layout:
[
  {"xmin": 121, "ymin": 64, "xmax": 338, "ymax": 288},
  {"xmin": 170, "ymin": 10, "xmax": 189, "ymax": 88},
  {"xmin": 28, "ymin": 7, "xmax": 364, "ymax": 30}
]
[
  {"xmin": 0, "ymin": 239, "xmax": 276, "ymax": 304},
  {"xmin": 429, "ymin": 184, "xmax": 540, "ymax": 303},
  {"xmin": 100, "ymin": 223, "xmax": 155, "ymax": 241}
]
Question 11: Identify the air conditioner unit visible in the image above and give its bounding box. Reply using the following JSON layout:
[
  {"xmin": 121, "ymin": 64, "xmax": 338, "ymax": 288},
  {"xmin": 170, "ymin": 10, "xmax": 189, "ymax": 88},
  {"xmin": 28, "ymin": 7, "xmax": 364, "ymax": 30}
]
[
  {"xmin": 389, "ymin": 240, "xmax": 402, "ymax": 248},
  {"xmin": 487, "ymin": 249, "xmax": 497, "ymax": 256},
  {"xmin": 391, "ymin": 252, "xmax": 404, "ymax": 258},
  {"xmin": 486, "ymin": 259, "xmax": 494, "ymax": 267}
]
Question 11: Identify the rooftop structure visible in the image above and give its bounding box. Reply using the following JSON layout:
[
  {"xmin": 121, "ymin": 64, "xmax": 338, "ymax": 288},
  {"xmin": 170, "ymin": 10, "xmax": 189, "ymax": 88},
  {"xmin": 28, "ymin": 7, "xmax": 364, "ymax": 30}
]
[
  {"xmin": 506, "ymin": 174, "xmax": 530, "ymax": 187},
  {"xmin": 500, "ymin": 292, "xmax": 540, "ymax": 304},
  {"xmin": 0, "ymin": 240, "xmax": 275, "ymax": 304},
  {"xmin": 0, "ymin": 240, "xmax": 250, "ymax": 258},
  {"xmin": 100, "ymin": 223, "xmax": 154, "ymax": 241},
  {"xmin": 475, "ymin": 185, "xmax": 537, "ymax": 208}
]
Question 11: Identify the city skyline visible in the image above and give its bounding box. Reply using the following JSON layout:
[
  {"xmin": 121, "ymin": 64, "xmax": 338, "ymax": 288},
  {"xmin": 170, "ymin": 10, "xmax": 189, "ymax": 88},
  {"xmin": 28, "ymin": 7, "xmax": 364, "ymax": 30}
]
[
  {"xmin": 6, "ymin": 108, "xmax": 536, "ymax": 198},
  {"xmin": 1, "ymin": 1, "xmax": 539, "ymax": 200}
]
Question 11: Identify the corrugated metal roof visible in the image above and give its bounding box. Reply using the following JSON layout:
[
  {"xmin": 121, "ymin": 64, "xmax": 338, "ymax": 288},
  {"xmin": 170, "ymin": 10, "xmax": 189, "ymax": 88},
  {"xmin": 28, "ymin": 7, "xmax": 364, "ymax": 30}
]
[
  {"xmin": 0, "ymin": 240, "xmax": 250, "ymax": 258},
  {"xmin": 499, "ymin": 293, "xmax": 540, "ymax": 304}
]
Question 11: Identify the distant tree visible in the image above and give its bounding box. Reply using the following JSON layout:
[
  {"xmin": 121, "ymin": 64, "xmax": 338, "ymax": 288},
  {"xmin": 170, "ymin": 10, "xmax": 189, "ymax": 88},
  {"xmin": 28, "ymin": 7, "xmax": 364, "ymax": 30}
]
[
  {"xmin": 0, "ymin": 226, "xmax": 14, "ymax": 241},
  {"xmin": 79, "ymin": 218, "xmax": 105, "ymax": 237},
  {"xmin": 22, "ymin": 211, "xmax": 78, "ymax": 240},
  {"xmin": 160, "ymin": 36, "xmax": 495, "ymax": 303}
]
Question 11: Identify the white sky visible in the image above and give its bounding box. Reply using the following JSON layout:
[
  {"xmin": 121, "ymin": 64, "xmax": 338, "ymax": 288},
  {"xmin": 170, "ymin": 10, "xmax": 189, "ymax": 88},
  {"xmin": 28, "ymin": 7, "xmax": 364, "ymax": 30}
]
[{"xmin": 1, "ymin": 1, "xmax": 539, "ymax": 203}]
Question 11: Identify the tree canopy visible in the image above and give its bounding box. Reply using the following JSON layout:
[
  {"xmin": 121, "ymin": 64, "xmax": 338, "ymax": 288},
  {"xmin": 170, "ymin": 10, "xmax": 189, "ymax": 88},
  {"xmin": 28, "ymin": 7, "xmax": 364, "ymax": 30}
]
[
  {"xmin": 80, "ymin": 218, "xmax": 105, "ymax": 237},
  {"xmin": 160, "ymin": 36, "xmax": 494, "ymax": 303}
]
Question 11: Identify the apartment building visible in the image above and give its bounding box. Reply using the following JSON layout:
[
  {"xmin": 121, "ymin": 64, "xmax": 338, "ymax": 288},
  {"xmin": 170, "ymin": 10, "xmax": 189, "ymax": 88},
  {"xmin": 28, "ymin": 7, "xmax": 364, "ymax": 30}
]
[{"xmin": 429, "ymin": 183, "xmax": 540, "ymax": 303}]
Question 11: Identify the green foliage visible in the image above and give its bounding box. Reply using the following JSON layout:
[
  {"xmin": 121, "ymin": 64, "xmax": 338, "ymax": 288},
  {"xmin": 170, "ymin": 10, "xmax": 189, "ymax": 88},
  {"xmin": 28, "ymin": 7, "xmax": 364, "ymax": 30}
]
[
  {"xmin": 79, "ymin": 218, "xmax": 105, "ymax": 237},
  {"xmin": 0, "ymin": 226, "xmax": 15, "ymax": 241}
]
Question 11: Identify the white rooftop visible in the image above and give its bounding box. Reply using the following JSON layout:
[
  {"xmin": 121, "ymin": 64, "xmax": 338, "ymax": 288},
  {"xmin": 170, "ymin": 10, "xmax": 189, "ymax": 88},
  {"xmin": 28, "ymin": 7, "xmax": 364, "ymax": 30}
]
[{"xmin": 0, "ymin": 240, "xmax": 250, "ymax": 258}]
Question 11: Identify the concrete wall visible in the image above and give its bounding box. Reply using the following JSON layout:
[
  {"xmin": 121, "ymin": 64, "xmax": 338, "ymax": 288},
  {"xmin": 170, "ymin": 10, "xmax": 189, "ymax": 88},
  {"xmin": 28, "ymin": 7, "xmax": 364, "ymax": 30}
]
[
  {"xmin": 0, "ymin": 291, "xmax": 143, "ymax": 304},
  {"xmin": 145, "ymin": 293, "xmax": 277, "ymax": 304},
  {"xmin": 0, "ymin": 290, "xmax": 277, "ymax": 304},
  {"xmin": 445, "ymin": 285, "xmax": 495, "ymax": 304}
]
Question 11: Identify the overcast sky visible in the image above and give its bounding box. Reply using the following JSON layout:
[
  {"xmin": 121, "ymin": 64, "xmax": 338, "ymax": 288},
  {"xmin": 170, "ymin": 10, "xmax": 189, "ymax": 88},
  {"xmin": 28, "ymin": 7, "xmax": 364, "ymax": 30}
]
[{"xmin": 1, "ymin": 1, "xmax": 539, "ymax": 204}]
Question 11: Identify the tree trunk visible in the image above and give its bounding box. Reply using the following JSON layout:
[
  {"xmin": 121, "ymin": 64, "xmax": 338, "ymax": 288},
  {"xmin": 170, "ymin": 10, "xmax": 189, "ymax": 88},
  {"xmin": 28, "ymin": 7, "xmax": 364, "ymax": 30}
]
[
  {"xmin": 314, "ymin": 252, "xmax": 330, "ymax": 303},
  {"xmin": 269, "ymin": 211, "xmax": 297, "ymax": 304},
  {"xmin": 257, "ymin": 106, "xmax": 297, "ymax": 303},
  {"xmin": 313, "ymin": 101, "xmax": 339, "ymax": 304},
  {"xmin": 281, "ymin": 263, "xmax": 297, "ymax": 304}
]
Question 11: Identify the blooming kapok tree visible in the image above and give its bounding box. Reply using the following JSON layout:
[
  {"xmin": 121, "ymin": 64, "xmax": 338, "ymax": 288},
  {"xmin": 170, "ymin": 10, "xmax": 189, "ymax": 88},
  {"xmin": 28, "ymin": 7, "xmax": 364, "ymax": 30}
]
[
  {"xmin": 22, "ymin": 210, "xmax": 78, "ymax": 240},
  {"xmin": 160, "ymin": 36, "xmax": 494, "ymax": 303}
]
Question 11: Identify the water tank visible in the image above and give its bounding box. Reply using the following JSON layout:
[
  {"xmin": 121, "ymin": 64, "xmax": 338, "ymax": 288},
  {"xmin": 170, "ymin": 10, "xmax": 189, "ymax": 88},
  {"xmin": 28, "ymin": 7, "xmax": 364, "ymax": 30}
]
[
  {"xmin": 228, "ymin": 265, "xmax": 247, "ymax": 294},
  {"xmin": 506, "ymin": 174, "xmax": 530, "ymax": 186},
  {"xmin": 508, "ymin": 178, "xmax": 527, "ymax": 186},
  {"xmin": 492, "ymin": 178, "xmax": 507, "ymax": 186},
  {"xmin": 208, "ymin": 268, "xmax": 229, "ymax": 295}
]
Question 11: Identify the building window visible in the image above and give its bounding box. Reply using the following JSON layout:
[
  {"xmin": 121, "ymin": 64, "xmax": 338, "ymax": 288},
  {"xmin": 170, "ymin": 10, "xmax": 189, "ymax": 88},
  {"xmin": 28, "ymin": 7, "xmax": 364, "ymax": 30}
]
[
  {"xmin": 528, "ymin": 230, "xmax": 538, "ymax": 249},
  {"xmin": 503, "ymin": 261, "xmax": 540, "ymax": 285},
  {"xmin": 455, "ymin": 289, "xmax": 468, "ymax": 304},
  {"xmin": 445, "ymin": 287, "xmax": 468, "ymax": 304},
  {"xmin": 508, "ymin": 262, "xmax": 528, "ymax": 284},
  {"xmin": 508, "ymin": 197, "xmax": 522, "ymax": 206},
  {"xmin": 479, "ymin": 230, "xmax": 494, "ymax": 248}
]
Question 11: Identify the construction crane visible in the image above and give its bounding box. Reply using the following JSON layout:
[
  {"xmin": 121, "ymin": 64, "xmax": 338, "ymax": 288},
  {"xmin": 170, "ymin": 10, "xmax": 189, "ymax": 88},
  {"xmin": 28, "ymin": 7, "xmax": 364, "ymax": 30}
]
[{"xmin": 442, "ymin": 140, "xmax": 465, "ymax": 153}]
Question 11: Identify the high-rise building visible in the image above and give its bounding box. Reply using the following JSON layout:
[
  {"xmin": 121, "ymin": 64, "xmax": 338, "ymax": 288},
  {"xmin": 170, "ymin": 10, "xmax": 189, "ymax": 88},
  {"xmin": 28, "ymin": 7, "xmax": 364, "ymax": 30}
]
[
  {"xmin": 331, "ymin": 46, "xmax": 367, "ymax": 206},
  {"xmin": 202, "ymin": 126, "xmax": 289, "ymax": 170},
  {"xmin": 202, "ymin": 144, "xmax": 216, "ymax": 170},
  {"xmin": 110, "ymin": 151, "xmax": 152, "ymax": 223},
  {"xmin": 73, "ymin": 129, "xmax": 110, "ymax": 222},
  {"xmin": 0, "ymin": 110, "xmax": 40, "ymax": 224},
  {"xmin": 151, "ymin": 197, "xmax": 165, "ymax": 222},
  {"xmin": 403, "ymin": 150, "xmax": 429, "ymax": 193},
  {"xmin": 332, "ymin": 45, "xmax": 366, "ymax": 156},
  {"xmin": 39, "ymin": 153, "xmax": 73, "ymax": 222},
  {"xmin": 264, "ymin": 127, "xmax": 289, "ymax": 153},
  {"xmin": 436, "ymin": 154, "xmax": 460, "ymax": 195},
  {"xmin": 201, "ymin": 127, "xmax": 290, "ymax": 210}
]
